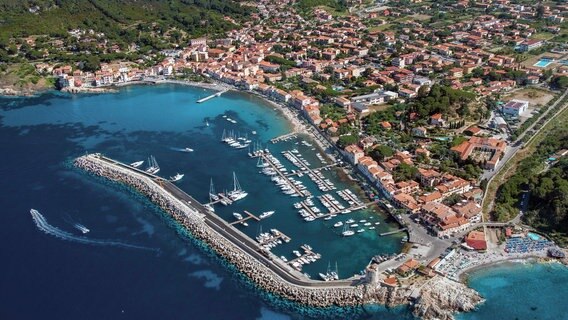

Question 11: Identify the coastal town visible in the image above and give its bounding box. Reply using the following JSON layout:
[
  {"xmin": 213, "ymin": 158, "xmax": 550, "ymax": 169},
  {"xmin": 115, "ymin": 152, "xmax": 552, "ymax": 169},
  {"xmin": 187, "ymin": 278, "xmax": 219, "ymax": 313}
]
[{"xmin": 2, "ymin": 0, "xmax": 568, "ymax": 319}]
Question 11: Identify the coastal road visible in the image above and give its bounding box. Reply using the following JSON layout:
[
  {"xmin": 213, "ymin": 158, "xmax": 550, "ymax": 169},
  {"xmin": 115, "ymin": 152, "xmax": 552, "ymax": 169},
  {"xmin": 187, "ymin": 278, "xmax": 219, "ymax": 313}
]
[{"xmin": 97, "ymin": 155, "xmax": 362, "ymax": 289}]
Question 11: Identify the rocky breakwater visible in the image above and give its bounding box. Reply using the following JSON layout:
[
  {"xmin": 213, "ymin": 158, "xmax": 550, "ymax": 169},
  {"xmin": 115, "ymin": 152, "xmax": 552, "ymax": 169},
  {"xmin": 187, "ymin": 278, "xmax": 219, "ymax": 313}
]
[
  {"xmin": 74, "ymin": 154, "xmax": 371, "ymax": 308},
  {"xmin": 412, "ymin": 277, "xmax": 484, "ymax": 320}
]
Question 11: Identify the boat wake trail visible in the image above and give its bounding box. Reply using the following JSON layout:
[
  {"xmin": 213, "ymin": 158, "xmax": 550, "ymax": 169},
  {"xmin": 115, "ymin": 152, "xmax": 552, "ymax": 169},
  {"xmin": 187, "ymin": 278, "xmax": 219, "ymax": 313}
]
[
  {"xmin": 170, "ymin": 147, "xmax": 194, "ymax": 152},
  {"xmin": 30, "ymin": 209, "xmax": 159, "ymax": 252}
]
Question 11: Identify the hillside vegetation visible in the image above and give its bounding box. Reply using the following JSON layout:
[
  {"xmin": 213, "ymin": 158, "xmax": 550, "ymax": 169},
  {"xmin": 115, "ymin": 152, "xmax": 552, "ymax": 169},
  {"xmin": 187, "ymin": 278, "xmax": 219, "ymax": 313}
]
[{"xmin": 0, "ymin": 0, "xmax": 248, "ymax": 41}]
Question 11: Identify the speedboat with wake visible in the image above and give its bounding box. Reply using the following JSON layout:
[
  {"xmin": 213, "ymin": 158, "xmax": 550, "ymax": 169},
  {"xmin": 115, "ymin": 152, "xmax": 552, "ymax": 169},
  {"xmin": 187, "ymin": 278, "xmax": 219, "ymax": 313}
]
[
  {"xmin": 170, "ymin": 173, "xmax": 184, "ymax": 182},
  {"xmin": 74, "ymin": 223, "xmax": 90, "ymax": 234}
]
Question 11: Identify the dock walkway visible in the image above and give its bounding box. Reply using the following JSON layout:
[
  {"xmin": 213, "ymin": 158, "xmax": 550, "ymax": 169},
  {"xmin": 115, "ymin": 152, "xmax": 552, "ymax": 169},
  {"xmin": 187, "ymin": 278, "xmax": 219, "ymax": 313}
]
[
  {"xmin": 271, "ymin": 133, "xmax": 297, "ymax": 144},
  {"xmin": 197, "ymin": 89, "xmax": 228, "ymax": 103}
]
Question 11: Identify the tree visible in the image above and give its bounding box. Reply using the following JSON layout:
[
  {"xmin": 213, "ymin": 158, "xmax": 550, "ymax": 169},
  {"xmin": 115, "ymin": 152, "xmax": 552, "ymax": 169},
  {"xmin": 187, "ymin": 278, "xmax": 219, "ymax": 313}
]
[
  {"xmin": 371, "ymin": 145, "xmax": 394, "ymax": 161},
  {"xmin": 337, "ymin": 134, "xmax": 358, "ymax": 149},
  {"xmin": 552, "ymin": 76, "xmax": 568, "ymax": 89},
  {"xmin": 82, "ymin": 56, "xmax": 100, "ymax": 72},
  {"xmin": 394, "ymin": 163, "xmax": 418, "ymax": 182}
]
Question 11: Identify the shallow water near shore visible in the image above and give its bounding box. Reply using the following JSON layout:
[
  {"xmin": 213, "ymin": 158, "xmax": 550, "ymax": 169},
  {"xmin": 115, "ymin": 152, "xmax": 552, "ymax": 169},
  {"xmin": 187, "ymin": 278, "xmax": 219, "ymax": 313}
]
[
  {"xmin": 456, "ymin": 261, "xmax": 568, "ymax": 320},
  {"xmin": 0, "ymin": 84, "xmax": 411, "ymax": 319}
]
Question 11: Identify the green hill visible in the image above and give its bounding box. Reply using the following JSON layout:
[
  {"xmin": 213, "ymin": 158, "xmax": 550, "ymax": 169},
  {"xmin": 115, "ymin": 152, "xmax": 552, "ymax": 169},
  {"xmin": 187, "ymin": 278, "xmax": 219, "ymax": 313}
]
[{"xmin": 0, "ymin": 0, "xmax": 249, "ymax": 40}]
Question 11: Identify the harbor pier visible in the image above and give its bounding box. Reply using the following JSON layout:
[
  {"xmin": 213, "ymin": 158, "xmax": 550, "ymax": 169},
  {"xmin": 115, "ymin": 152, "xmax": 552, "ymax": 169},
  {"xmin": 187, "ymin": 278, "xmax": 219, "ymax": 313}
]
[{"xmin": 197, "ymin": 89, "xmax": 228, "ymax": 103}]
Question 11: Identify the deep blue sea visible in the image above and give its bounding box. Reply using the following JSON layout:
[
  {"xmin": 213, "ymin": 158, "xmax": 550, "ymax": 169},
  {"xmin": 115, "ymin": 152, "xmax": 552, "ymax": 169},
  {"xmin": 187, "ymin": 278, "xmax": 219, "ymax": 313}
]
[{"xmin": 1, "ymin": 84, "xmax": 566, "ymax": 319}]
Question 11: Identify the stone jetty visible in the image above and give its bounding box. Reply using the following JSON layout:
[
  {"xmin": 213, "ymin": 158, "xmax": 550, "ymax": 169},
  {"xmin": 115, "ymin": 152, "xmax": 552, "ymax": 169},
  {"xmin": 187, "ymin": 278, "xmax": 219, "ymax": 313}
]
[{"xmin": 74, "ymin": 154, "xmax": 483, "ymax": 318}]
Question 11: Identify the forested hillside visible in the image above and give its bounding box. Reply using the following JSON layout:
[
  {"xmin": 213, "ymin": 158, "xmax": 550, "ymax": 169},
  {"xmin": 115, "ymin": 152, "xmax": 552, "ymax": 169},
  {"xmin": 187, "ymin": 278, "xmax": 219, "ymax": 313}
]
[{"xmin": 0, "ymin": 0, "xmax": 248, "ymax": 40}]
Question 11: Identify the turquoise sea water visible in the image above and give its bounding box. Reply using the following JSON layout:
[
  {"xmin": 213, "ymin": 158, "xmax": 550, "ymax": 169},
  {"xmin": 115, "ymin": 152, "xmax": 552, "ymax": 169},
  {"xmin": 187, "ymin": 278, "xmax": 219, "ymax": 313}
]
[{"xmin": 457, "ymin": 261, "xmax": 568, "ymax": 320}]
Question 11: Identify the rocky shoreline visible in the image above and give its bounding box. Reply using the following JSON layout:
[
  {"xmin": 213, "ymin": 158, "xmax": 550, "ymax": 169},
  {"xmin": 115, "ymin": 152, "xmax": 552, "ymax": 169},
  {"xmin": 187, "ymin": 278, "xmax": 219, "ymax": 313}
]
[{"xmin": 74, "ymin": 154, "xmax": 483, "ymax": 319}]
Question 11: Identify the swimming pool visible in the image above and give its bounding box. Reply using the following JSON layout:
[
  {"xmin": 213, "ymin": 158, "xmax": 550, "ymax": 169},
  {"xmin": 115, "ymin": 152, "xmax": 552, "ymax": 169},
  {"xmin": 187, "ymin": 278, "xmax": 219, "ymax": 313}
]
[
  {"xmin": 528, "ymin": 232, "xmax": 542, "ymax": 241},
  {"xmin": 534, "ymin": 59, "xmax": 553, "ymax": 68}
]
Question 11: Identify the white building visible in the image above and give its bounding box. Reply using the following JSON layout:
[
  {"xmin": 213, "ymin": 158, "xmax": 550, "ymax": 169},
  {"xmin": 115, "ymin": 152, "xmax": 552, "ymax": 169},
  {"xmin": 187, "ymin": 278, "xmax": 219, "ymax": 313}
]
[{"xmin": 502, "ymin": 99, "xmax": 528, "ymax": 117}]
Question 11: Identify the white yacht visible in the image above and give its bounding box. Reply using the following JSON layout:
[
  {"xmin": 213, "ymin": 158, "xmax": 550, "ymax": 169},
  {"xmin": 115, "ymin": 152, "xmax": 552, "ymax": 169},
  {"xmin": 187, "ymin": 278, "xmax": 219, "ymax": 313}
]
[
  {"xmin": 130, "ymin": 160, "xmax": 144, "ymax": 168},
  {"xmin": 259, "ymin": 211, "xmax": 275, "ymax": 219},
  {"xmin": 227, "ymin": 172, "xmax": 248, "ymax": 201},
  {"xmin": 145, "ymin": 155, "xmax": 160, "ymax": 174},
  {"xmin": 170, "ymin": 173, "xmax": 184, "ymax": 182},
  {"xmin": 342, "ymin": 225, "xmax": 355, "ymax": 237}
]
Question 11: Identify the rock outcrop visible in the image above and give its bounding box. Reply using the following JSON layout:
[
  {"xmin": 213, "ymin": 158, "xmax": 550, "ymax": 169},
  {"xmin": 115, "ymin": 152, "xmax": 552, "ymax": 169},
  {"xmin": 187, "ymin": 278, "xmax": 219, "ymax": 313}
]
[{"xmin": 412, "ymin": 277, "xmax": 484, "ymax": 320}]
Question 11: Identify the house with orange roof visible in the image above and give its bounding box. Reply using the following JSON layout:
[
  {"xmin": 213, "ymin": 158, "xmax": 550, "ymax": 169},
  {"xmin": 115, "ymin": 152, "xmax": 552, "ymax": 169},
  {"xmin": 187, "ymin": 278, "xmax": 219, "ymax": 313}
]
[
  {"xmin": 392, "ymin": 192, "xmax": 420, "ymax": 213},
  {"xmin": 343, "ymin": 144, "xmax": 365, "ymax": 165}
]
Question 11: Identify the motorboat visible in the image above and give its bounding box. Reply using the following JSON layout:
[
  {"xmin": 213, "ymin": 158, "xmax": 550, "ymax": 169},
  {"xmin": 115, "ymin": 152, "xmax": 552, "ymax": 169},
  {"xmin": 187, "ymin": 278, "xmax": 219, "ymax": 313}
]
[
  {"xmin": 130, "ymin": 160, "xmax": 144, "ymax": 168},
  {"xmin": 182, "ymin": 147, "xmax": 194, "ymax": 152},
  {"xmin": 170, "ymin": 173, "xmax": 184, "ymax": 182},
  {"xmin": 333, "ymin": 221, "xmax": 343, "ymax": 228},
  {"xmin": 74, "ymin": 223, "xmax": 90, "ymax": 234},
  {"xmin": 259, "ymin": 211, "xmax": 275, "ymax": 219}
]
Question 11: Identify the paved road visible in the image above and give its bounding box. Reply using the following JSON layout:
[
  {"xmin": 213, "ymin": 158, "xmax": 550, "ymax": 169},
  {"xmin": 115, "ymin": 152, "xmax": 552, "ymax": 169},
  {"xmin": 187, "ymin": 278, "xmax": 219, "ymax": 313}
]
[{"xmin": 97, "ymin": 155, "xmax": 362, "ymax": 289}]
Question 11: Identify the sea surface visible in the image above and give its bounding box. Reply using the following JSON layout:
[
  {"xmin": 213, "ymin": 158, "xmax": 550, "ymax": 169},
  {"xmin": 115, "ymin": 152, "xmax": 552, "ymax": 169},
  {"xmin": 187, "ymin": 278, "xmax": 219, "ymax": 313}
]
[
  {"xmin": 1, "ymin": 84, "xmax": 566, "ymax": 320},
  {"xmin": 457, "ymin": 261, "xmax": 568, "ymax": 320}
]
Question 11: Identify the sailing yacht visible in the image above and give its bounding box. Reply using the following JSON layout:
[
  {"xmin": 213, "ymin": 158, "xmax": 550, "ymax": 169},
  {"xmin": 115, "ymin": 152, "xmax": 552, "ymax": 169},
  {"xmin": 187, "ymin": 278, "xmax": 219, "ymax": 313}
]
[
  {"xmin": 145, "ymin": 155, "xmax": 160, "ymax": 174},
  {"xmin": 227, "ymin": 172, "xmax": 247, "ymax": 201},
  {"xmin": 209, "ymin": 178, "xmax": 219, "ymax": 202},
  {"xmin": 256, "ymin": 157, "xmax": 269, "ymax": 168},
  {"xmin": 342, "ymin": 225, "xmax": 355, "ymax": 237}
]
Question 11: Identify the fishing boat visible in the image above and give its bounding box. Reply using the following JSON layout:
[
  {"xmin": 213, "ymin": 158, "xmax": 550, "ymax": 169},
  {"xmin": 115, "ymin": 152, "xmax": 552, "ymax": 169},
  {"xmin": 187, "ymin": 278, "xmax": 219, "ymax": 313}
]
[
  {"xmin": 227, "ymin": 172, "xmax": 248, "ymax": 201},
  {"xmin": 170, "ymin": 173, "xmax": 184, "ymax": 182},
  {"xmin": 259, "ymin": 211, "xmax": 275, "ymax": 219},
  {"xmin": 145, "ymin": 155, "xmax": 160, "ymax": 174},
  {"xmin": 333, "ymin": 221, "xmax": 343, "ymax": 227},
  {"xmin": 74, "ymin": 223, "xmax": 90, "ymax": 234},
  {"xmin": 342, "ymin": 225, "xmax": 355, "ymax": 237},
  {"xmin": 130, "ymin": 160, "xmax": 144, "ymax": 168}
]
